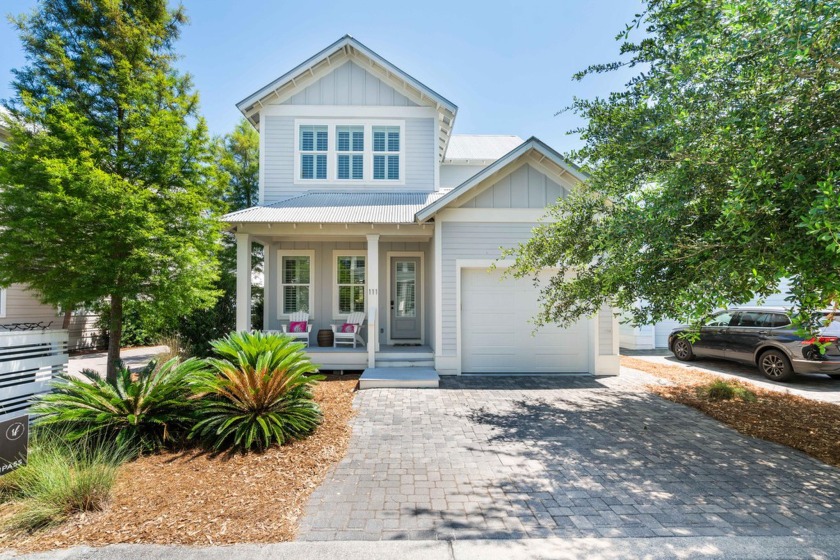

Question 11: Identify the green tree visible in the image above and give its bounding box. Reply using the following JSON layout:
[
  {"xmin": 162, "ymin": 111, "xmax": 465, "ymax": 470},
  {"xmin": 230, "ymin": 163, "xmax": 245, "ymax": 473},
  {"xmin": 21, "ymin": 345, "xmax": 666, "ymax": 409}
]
[
  {"xmin": 507, "ymin": 0, "xmax": 840, "ymax": 331},
  {"xmin": 0, "ymin": 0, "xmax": 223, "ymax": 381},
  {"xmin": 178, "ymin": 118, "xmax": 262, "ymax": 355}
]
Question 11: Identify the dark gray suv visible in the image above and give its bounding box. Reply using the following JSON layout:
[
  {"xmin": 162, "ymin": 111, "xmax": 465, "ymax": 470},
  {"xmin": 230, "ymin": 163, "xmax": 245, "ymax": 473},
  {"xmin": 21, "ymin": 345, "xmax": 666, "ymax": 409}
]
[{"xmin": 668, "ymin": 307, "xmax": 840, "ymax": 382}]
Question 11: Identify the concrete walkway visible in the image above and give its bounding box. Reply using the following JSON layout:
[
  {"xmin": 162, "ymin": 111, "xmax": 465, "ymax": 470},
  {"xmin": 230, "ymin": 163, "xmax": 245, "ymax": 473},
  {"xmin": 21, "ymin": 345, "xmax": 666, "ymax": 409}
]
[
  {"xmin": 68, "ymin": 346, "xmax": 168, "ymax": 377},
  {"xmin": 6, "ymin": 535, "xmax": 840, "ymax": 560},
  {"xmin": 623, "ymin": 349, "xmax": 840, "ymax": 405},
  {"xmin": 299, "ymin": 374, "xmax": 840, "ymax": 541}
]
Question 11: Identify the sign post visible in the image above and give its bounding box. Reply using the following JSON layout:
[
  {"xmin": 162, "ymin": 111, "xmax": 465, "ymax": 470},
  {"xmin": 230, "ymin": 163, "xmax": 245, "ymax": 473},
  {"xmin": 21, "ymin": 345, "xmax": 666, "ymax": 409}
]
[{"xmin": 0, "ymin": 415, "xmax": 28, "ymax": 476}]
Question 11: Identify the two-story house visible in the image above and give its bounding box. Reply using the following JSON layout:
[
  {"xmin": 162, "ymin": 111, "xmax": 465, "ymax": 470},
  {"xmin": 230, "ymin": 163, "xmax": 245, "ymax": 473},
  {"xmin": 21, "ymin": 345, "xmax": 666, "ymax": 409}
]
[{"xmin": 224, "ymin": 36, "xmax": 619, "ymax": 383}]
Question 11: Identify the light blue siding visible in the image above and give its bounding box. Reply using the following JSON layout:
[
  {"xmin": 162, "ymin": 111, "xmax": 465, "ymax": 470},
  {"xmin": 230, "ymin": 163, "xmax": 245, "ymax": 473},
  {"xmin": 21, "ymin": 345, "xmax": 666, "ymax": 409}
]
[
  {"xmin": 439, "ymin": 222, "xmax": 537, "ymax": 355},
  {"xmin": 283, "ymin": 61, "xmax": 418, "ymax": 107},
  {"xmin": 458, "ymin": 164, "xmax": 568, "ymax": 209},
  {"xmin": 261, "ymin": 116, "xmax": 435, "ymax": 203}
]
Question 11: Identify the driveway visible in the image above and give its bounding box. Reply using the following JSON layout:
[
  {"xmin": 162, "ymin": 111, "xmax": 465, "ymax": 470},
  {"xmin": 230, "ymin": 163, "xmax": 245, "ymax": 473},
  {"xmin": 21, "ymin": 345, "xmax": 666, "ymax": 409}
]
[
  {"xmin": 623, "ymin": 349, "xmax": 840, "ymax": 406},
  {"xmin": 68, "ymin": 345, "xmax": 168, "ymax": 377},
  {"xmin": 298, "ymin": 374, "xmax": 840, "ymax": 541}
]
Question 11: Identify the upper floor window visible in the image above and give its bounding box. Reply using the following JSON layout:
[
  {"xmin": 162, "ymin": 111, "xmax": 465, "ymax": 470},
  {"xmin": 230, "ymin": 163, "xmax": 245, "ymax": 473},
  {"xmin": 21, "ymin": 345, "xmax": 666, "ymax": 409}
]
[
  {"xmin": 337, "ymin": 126, "xmax": 364, "ymax": 180},
  {"xmin": 373, "ymin": 126, "xmax": 400, "ymax": 180},
  {"xmin": 294, "ymin": 121, "xmax": 404, "ymax": 184},
  {"xmin": 300, "ymin": 125, "xmax": 327, "ymax": 180}
]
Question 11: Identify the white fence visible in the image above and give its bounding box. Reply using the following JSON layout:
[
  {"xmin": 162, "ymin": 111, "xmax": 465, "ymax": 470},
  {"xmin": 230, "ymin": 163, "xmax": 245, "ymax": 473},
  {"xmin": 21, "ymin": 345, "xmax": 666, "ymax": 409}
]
[{"xmin": 0, "ymin": 330, "xmax": 68, "ymax": 423}]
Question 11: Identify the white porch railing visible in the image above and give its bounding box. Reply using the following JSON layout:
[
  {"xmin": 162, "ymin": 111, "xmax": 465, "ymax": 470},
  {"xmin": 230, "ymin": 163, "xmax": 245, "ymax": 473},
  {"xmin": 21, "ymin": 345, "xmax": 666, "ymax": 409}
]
[{"xmin": 0, "ymin": 330, "xmax": 68, "ymax": 423}]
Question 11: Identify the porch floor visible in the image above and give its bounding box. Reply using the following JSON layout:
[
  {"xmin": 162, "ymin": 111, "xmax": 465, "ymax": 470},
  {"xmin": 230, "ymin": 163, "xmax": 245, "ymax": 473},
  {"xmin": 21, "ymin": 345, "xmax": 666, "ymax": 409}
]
[{"xmin": 359, "ymin": 367, "xmax": 439, "ymax": 389}]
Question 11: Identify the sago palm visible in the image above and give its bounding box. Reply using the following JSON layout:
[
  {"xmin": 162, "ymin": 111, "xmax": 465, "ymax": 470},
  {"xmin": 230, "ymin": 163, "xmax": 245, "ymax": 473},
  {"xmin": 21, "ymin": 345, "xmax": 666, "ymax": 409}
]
[
  {"xmin": 32, "ymin": 358, "xmax": 204, "ymax": 453},
  {"xmin": 191, "ymin": 331, "xmax": 324, "ymax": 452}
]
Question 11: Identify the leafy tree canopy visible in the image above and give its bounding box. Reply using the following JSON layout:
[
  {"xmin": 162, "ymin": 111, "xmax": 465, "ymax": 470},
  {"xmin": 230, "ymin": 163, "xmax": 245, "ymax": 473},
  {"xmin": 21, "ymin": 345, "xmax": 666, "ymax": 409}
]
[
  {"xmin": 507, "ymin": 0, "xmax": 840, "ymax": 330},
  {"xmin": 0, "ymin": 0, "xmax": 223, "ymax": 379}
]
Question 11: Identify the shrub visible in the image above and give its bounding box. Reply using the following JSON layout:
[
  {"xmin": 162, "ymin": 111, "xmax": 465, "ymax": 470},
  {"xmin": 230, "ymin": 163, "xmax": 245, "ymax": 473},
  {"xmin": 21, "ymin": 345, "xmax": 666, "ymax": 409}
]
[
  {"xmin": 154, "ymin": 334, "xmax": 194, "ymax": 364},
  {"xmin": 32, "ymin": 358, "xmax": 206, "ymax": 453},
  {"xmin": 191, "ymin": 331, "xmax": 323, "ymax": 452},
  {"xmin": 698, "ymin": 379, "xmax": 757, "ymax": 402},
  {"xmin": 1, "ymin": 429, "xmax": 129, "ymax": 531}
]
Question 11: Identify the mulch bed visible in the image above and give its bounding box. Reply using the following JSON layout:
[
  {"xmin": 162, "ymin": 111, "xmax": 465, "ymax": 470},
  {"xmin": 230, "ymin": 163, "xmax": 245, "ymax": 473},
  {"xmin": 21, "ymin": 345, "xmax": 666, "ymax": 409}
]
[
  {"xmin": 622, "ymin": 356, "xmax": 840, "ymax": 469},
  {"xmin": 0, "ymin": 373, "xmax": 359, "ymax": 553}
]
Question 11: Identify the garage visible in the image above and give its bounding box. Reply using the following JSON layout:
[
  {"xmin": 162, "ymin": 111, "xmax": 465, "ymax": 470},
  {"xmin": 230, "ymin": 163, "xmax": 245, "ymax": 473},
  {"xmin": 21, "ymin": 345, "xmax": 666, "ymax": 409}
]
[{"xmin": 460, "ymin": 268, "xmax": 590, "ymax": 373}]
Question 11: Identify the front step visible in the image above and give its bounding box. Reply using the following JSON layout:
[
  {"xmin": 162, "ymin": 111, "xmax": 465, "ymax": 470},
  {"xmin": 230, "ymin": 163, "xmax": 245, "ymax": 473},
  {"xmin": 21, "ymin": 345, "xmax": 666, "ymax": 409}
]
[
  {"xmin": 374, "ymin": 349, "xmax": 434, "ymax": 369},
  {"xmin": 360, "ymin": 367, "xmax": 439, "ymax": 389}
]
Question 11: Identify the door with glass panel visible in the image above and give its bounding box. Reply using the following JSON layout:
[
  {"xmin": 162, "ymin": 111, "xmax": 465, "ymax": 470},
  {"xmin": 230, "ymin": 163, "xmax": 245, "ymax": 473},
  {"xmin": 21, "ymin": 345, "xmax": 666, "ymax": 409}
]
[{"xmin": 390, "ymin": 257, "xmax": 421, "ymax": 340}]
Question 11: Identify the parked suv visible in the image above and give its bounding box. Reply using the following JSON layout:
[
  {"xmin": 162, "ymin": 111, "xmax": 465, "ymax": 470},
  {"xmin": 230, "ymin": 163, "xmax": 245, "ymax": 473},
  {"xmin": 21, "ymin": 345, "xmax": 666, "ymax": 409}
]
[{"xmin": 668, "ymin": 307, "xmax": 840, "ymax": 382}]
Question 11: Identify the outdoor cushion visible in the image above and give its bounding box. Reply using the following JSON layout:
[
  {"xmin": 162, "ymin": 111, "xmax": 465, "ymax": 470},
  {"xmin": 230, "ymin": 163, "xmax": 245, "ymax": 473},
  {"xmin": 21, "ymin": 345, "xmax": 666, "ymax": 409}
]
[
  {"xmin": 289, "ymin": 321, "xmax": 308, "ymax": 333},
  {"xmin": 340, "ymin": 323, "xmax": 356, "ymax": 333}
]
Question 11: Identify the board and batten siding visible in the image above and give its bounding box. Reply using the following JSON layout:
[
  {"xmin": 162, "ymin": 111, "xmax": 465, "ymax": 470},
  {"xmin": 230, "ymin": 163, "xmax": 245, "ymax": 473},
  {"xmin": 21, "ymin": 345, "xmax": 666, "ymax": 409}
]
[
  {"xmin": 281, "ymin": 61, "xmax": 418, "ymax": 107},
  {"xmin": 458, "ymin": 164, "xmax": 568, "ymax": 209},
  {"xmin": 261, "ymin": 116, "xmax": 435, "ymax": 204}
]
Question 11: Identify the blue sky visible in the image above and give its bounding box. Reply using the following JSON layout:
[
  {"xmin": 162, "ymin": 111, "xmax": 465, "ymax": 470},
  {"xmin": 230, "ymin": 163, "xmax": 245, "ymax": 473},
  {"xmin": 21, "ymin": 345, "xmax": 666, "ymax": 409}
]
[{"xmin": 1, "ymin": 0, "xmax": 644, "ymax": 154}]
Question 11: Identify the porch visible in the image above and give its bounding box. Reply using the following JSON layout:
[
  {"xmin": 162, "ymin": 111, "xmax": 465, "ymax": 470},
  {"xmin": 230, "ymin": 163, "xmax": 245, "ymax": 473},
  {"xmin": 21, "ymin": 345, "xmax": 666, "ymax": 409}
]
[{"xmin": 232, "ymin": 220, "xmax": 435, "ymax": 371}]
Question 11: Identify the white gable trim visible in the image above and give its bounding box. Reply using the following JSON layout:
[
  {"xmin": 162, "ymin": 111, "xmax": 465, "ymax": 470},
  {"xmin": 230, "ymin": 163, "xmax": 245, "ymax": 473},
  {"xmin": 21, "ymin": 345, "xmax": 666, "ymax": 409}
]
[
  {"xmin": 415, "ymin": 137, "xmax": 587, "ymax": 222},
  {"xmin": 237, "ymin": 36, "xmax": 456, "ymax": 121}
]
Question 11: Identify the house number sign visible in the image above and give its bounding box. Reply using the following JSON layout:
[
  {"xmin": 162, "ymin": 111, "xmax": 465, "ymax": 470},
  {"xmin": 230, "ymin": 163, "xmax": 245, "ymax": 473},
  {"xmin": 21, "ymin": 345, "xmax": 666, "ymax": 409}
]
[{"xmin": 0, "ymin": 415, "xmax": 28, "ymax": 476}]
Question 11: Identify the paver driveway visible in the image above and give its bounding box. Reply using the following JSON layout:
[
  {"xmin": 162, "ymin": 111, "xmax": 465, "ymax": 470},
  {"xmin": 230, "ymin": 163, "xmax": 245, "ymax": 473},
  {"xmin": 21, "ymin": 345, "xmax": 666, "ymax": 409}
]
[{"xmin": 297, "ymin": 375, "xmax": 840, "ymax": 541}]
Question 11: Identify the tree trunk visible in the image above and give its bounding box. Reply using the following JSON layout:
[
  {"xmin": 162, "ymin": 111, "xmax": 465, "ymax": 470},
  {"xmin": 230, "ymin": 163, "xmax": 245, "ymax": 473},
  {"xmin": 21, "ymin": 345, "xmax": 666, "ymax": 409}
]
[
  {"xmin": 61, "ymin": 307, "xmax": 72, "ymax": 330},
  {"xmin": 106, "ymin": 294, "xmax": 123, "ymax": 383}
]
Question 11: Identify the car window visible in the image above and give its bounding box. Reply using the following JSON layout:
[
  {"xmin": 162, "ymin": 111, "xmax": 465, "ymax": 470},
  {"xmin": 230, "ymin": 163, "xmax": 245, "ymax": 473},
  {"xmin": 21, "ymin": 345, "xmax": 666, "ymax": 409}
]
[
  {"xmin": 761, "ymin": 313, "xmax": 791, "ymax": 328},
  {"xmin": 735, "ymin": 311, "xmax": 764, "ymax": 327},
  {"xmin": 705, "ymin": 311, "xmax": 735, "ymax": 327}
]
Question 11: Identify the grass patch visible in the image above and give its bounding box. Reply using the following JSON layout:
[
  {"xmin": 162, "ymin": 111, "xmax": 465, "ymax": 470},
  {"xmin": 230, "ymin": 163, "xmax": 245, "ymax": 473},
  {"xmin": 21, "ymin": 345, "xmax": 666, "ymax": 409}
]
[
  {"xmin": 698, "ymin": 379, "xmax": 757, "ymax": 402},
  {"xmin": 1, "ymin": 429, "xmax": 130, "ymax": 532}
]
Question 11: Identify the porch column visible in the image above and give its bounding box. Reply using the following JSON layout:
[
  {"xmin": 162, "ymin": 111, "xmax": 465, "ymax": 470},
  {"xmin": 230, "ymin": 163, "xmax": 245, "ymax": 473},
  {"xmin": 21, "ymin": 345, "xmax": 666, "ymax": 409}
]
[
  {"xmin": 235, "ymin": 232, "xmax": 252, "ymax": 332},
  {"xmin": 366, "ymin": 233, "xmax": 380, "ymax": 367}
]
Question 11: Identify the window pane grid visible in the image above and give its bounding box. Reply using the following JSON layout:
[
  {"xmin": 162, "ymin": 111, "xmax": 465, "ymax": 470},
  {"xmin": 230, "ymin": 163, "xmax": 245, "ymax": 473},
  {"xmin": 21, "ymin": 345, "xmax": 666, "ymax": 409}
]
[
  {"xmin": 372, "ymin": 126, "xmax": 399, "ymax": 180},
  {"xmin": 282, "ymin": 256, "xmax": 310, "ymax": 314},
  {"xmin": 300, "ymin": 125, "xmax": 328, "ymax": 180},
  {"xmin": 337, "ymin": 256, "xmax": 365, "ymax": 314}
]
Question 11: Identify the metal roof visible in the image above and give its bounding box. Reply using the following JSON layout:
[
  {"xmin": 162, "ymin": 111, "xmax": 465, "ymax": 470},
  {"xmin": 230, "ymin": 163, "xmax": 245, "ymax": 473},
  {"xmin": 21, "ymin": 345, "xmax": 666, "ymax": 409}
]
[
  {"xmin": 223, "ymin": 192, "xmax": 445, "ymax": 224},
  {"xmin": 444, "ymin": 135, "xmax": 524, "ymax": 162}
]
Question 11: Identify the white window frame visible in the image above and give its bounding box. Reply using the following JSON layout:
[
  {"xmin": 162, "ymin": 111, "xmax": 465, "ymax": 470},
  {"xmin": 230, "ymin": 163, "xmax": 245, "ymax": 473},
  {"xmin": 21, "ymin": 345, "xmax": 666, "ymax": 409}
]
[
  {"xmin": 297, "ymin": 125, "xmax": 328, "ymax": 181},
  {"xmin": 336, "ymin": 125, "xmax": 365, "ymax": 181},
  {"xmin": 276, "ymin": 249, "xmax": 315, "ymax": 320},
  {"xmin": 0, "ymin": 288, "xmax": 6, "ymax": 319},
  {"xmin": 293, "ymin": 119, "xmax": 405, "ymax": 186},
  {"xmin": 332, "ymin": 250, "xmax": 367, "ymax": 319},
  {"xmin": 372, "ymin": 125, "xmax": 402, "ymax": 181}
]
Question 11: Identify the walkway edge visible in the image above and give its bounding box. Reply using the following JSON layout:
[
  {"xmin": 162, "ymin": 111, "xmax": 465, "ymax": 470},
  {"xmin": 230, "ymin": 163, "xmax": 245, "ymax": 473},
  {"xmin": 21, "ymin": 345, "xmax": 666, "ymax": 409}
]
[{"xmin": 5, "ymin": 535, "xmax": 840, "ymax": 560}]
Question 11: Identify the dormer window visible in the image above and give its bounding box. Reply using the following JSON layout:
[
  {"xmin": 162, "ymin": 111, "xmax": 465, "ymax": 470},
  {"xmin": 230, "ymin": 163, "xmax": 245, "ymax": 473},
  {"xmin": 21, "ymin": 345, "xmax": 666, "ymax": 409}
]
[
  {"xmin": 300, "ymin": 125, "xmax": 328, "ymax": 180},
  {"xmin": 373, "ymin": 126, "xmax": 400, "ymax": 180},
  {"xmin": 337, "ymin": 126, "xmax": 364, "ymax": 180}
]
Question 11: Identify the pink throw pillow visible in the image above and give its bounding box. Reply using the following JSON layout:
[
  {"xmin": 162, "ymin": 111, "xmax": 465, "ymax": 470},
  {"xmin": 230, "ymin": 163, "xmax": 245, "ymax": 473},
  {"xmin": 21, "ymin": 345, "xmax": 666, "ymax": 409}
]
[
  {"xmin": 340, "ymin": 323, "xmax": 356, "ymax": 333},
  {"xmin": 289, "ymin": 321, "xmax": 307, "ymax": 333}
]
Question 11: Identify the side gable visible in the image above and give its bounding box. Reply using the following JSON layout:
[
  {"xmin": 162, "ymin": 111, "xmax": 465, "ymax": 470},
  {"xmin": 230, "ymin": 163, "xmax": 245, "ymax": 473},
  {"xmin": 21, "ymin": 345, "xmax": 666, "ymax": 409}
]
[
  {"xmin": 458, "ymin": 163, "xmax": 568, "ymax": 209},
  {"xmin": 281, "ymin": 60, "xmax": 418, "ymax": 107},
  {"xmin": 415, "ymin": 137, "xmax": 586, "ymax": 221}
]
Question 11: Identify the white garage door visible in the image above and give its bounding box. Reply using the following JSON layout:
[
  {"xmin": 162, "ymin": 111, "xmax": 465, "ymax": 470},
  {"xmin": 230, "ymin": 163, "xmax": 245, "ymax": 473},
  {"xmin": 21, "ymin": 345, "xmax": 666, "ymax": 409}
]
[{"xmin": 461, "ymin": 269, "xmax": 590, "ymax": 373}]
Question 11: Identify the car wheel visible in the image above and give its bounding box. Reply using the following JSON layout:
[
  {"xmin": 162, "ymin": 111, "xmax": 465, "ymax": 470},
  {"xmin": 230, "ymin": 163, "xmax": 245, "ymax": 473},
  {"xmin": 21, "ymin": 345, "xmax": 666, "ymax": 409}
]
[
  {"xmin": 759, "ymin": 349, "xmax": 795, "ymax": 382},
  {"xmin": 672, "ymin": 339, "xmax": 695, "ymax": 361}
]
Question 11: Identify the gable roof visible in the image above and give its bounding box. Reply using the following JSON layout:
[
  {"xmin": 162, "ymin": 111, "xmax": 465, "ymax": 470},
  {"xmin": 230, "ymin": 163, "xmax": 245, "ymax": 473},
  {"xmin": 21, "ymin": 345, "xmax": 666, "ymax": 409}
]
[
  {"xmin": 415, "ymin": 137, "xmax": 587, "ymax": 222},
  {"xmin": 444, "ymin": 135, "xmax": 523, "ymax": 163},
  {"xmin": 223, "ymin": 192, "xmax": 445, "ymax": 225},
  {"xmin": 236, "ymin": 35, "xmax": 458, "ymax": 159}
]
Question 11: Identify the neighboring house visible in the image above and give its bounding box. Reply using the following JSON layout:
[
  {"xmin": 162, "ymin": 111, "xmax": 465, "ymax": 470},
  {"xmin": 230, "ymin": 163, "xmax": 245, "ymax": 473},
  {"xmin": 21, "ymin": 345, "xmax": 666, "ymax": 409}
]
[
  {"xmin": 620, "ymin": 279, "xmax": 793, "ymax": 350},
  {"xmin": 0, "ymin": 108, "xmax": 101, "ymax": 350},
  {"xmin": 224, "ymin": 36, "xmax": 619, "ymax": 376}
]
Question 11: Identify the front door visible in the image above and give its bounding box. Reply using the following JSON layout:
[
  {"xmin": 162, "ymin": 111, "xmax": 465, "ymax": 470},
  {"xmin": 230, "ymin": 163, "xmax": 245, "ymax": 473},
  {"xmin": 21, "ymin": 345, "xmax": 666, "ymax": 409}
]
[{"xmin": 390, "ymin": 257, "xmax": 421, "ymax": 340}]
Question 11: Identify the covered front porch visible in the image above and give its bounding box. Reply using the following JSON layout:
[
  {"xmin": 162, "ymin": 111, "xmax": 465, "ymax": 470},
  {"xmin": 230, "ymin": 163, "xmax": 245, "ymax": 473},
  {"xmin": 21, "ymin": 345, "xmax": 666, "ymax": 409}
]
[{"xmin": 232, "ymin": 221, "xmax": 435, "ymax": 371}]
